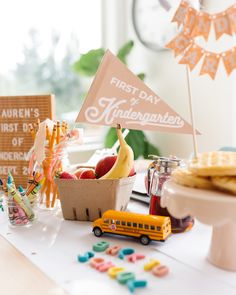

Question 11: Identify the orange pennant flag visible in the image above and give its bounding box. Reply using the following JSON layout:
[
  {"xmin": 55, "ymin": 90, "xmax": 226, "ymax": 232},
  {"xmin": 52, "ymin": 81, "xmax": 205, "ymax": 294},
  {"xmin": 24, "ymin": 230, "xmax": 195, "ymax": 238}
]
[
  {"xmin": 76, "ymin": 50, "xmax": 200, "ymax": 135},
  {"xmin": 184, "ymin": 7, "xmax": 197, "ymax": 35},
  {"xmin": 222, "ymin": 48, "xmax": 236, "ymax": 75},
  {"xmin": 192, "ymin": 12, "xmax": 211, "ymax": 41},
  {"xmin": 166, "ymin": 32, "xmax": 191, "ymax": 57},
  {"xmin": 200, "ymin": 53, "xmax": 220, "ymax": 80},
  {"xmin": 179, "ymin": 43, "xmax": 204, "ymax": 71},
  {"xmin": 213, "ymin": 12, "xmax": 232, "ymax": 40},
  {"xmin": 227, "ymin": 5, "xmax": 236, "ymax": 34},
  {"xmin": 171, "ymin": 0, "xmax": 189, "ymax": 27}
]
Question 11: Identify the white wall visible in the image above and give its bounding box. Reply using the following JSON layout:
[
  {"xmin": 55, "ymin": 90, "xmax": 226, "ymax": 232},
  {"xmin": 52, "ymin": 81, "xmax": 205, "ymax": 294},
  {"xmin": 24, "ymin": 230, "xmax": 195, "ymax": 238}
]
[{"xmin": 102, "ymin": 0, "xmax": 236, "ymax": 158}]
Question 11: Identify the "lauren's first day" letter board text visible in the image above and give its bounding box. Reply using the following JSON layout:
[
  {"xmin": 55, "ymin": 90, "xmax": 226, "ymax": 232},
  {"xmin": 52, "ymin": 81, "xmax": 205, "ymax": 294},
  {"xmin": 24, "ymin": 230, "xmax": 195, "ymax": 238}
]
[{"xmin": 0, "ymin": 95, "xmax": 54, "ymax": 187}]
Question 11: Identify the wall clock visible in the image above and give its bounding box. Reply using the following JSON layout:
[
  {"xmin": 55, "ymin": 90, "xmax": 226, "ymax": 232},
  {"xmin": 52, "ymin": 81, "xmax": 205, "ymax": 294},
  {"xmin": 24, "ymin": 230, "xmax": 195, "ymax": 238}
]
[{"xmin": 132, "ymin": 0, "xmax": 201, "ymax": 51}]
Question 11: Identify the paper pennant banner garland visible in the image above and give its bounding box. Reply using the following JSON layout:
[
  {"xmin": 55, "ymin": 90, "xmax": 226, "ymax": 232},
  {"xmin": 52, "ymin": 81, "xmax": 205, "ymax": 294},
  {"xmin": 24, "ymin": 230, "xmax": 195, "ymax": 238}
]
[
  {"xmin": 167, "ymin": 32, "xmax": 236, "ymax": 79},
  {"xmin": 199, "ymin": 53, "xmax": 221, "ymax": 80},
  {"xmin": 228, "ymin": 6, "xmax": 236, "ymax": 33},
  {"xmin": 76, "ymin": 50, "xmax": 200, "ymax": 135},
  {"xmin": 179, "ymin": 43, "xmax": 204, "ymax": 71},
  {"xmin": 183, "ymin": 7, "xmax": 197, "ymax": 36},
  {"xmin": 192, "ymin": 12, "xmax": 211, "ymax": 41},
  {"xmin": 171, "ymin": 0, "xmax": 189, "ymax": 28},
  {"xmin": 213, "ymin": 12, "xmax": 232, "ymax": 40},
  {"xmin": 172, "ymin": 1, "xmax": 236, "ymax": 41},
  {"xmin": 168, "ymin": 1, "xmax": 236, "ymax": 79},
  {"xmin": 222, "ymin": 48, "xmax": 236, "ymax": 75},
  {"xmin": 166, "ymin": 32, "xmax": 191, "ymax": 56}
]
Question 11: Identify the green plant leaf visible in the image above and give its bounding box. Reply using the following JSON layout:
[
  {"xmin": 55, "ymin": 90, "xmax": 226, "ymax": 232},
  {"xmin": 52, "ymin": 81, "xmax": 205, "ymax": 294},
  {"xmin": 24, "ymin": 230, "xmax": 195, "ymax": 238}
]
[
  {"xmin": 73, "ymin": 48, "xmax": 105, "ymax": 76},
  {"xmin": 105, "ymin": 128, "xmax": 144, "ymax": 160},
  {"xmin": 125, "ymin": 130, "xmax": 145, "ymax": 160},
  {"xmin": 143, "ymin": 141, "xmax": 161, "ymax": 159},
  {"xmin": 104, "ymin": 128, "xmax": 160, "ymax": 160},
  {"xmin": 137, "ymin": 73, "xmax": 146, "ymax": 81},
  {"xmin": 117, "ymin": 40, "xmax": 134, "ymax": 64},
  {"xmin": 104, "ymin": 127, "xmax": 117, "ymax": 148}
]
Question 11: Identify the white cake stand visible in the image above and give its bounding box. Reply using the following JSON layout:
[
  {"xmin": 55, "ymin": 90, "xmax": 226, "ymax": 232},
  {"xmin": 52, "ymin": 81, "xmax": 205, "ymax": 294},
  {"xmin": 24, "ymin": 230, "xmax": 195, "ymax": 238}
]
[{"xmin": 161, "ymin": 181, "xmax": 236, "ymax": 272}]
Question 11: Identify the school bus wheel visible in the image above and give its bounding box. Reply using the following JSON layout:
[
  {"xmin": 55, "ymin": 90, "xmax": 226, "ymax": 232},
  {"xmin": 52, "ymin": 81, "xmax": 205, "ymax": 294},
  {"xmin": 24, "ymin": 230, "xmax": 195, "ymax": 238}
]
[
  {"xmin": 93, "ymin": 227, "xmax": 103, "ymax": 237},
  {"xmin": 140, "ymin": 235, "xmax": 150, "ymax": 245}
]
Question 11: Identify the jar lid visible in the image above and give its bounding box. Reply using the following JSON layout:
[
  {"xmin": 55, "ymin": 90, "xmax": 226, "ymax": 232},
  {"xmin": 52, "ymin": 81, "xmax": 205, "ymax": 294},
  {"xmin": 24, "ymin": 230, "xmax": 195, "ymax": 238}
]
[{"xmin": 148, "ymin": 155, "xmax": 182, "ymax": 168}]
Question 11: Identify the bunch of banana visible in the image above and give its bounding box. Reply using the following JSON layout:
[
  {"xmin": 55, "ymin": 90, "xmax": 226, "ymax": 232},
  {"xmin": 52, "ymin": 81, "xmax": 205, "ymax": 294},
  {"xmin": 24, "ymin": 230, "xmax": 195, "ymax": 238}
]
[{"xmin": 101, "ymin": 124, "xmax": 134, "ymax": 179}]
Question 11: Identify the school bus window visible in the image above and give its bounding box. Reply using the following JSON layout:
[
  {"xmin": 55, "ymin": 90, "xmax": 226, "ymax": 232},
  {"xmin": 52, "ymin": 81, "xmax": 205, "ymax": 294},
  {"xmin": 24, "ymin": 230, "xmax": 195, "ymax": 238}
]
[
  {"xmin": 127, "ymin": 222, "xmax": 131, "ymax": 227},
  {"xmin": 104, "ymin": 219, "xmax": 109, "ymax": 223},
  {"xmin": 150, "ymin": 225, "xmax": 155, "ymax": 230},
  {"xmin": 121, "ymin": 221, "xmax": 126, "ymax": 226},
  {"xmin": 144, "ymin": 224, "xmax": 149, "ymax": 230},
  {"xmin": 156, "ymin": 226, "xmax": 161, "ymax": 231},
  {"xmin": 111, "ymin": 219, "xmax": 115, "ymax": 224},
  {"xmin": 133, "ymin": 223, "xmax": 137, "ymax": 227},
  {"xmin": 138, "ymin": 223, "xmax": 143, "ymax": 228},
  {"xmin": 116, "ymin": 220, "xmax": 120, "ymax": 225}
]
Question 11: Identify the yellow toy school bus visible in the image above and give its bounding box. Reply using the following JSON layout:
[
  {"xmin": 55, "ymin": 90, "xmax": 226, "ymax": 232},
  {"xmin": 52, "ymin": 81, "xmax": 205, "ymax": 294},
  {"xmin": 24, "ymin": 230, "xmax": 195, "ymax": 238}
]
[{"xmin": 92, "ymin": 210, "xmax": 171, "ymax": 245}]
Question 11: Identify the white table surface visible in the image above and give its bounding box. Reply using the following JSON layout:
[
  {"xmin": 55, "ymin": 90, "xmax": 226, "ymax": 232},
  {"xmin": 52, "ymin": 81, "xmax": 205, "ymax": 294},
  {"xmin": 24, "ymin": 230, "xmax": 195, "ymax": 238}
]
[{"xmin": 0, "ymin": 200, "xmax": 236, "ymax": 295}]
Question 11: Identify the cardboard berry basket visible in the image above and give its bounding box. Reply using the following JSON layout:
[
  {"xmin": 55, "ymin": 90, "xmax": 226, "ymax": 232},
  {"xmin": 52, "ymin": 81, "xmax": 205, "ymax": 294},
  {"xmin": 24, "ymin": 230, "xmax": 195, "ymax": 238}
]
[{"xmin": 54, "ymin": 175, "xmax": 136, "ymax": 221}]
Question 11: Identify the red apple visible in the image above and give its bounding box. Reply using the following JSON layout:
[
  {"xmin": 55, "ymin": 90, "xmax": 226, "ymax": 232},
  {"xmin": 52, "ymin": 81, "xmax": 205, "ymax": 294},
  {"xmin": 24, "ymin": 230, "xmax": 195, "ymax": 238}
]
[
  {"xmin": 79, "ymin": 168, "xmax": 96, "ymax": 179},
  {"xmin": 59, "ymin": 171, "xmax": 77, "ymax": 180},
  {"xmin": 95, "ymin": 155, "xmax": 117, "ymax": 178},
  {"xmin": 95, "ymin": 155, "xmax": 135, "ymax": 178},
  {"xmin": 129, "ymin": 166, "xmax": 136, "ymax": 177},
  {"xmin": 74, "ymin": 168, "xmax": 87, "ymax": 179}
]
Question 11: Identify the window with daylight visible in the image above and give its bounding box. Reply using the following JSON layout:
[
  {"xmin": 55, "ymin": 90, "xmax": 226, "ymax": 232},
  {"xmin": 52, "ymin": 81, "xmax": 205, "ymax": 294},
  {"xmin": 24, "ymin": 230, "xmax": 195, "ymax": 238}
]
[{"xmin": 0, "ymin": 0, "xmax": 102, "ymax": 126}]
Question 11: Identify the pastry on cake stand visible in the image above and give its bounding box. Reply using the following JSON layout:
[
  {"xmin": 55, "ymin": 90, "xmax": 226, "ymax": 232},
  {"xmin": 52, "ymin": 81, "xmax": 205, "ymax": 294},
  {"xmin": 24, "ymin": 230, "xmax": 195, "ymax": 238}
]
[{"xmin": 161, "ymin": 181, "xmax": 236, "ymax": 272}]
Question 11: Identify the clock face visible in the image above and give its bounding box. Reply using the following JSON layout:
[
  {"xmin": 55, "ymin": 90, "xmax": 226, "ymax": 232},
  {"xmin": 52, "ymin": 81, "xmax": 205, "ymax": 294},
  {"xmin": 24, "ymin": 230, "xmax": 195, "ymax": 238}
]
[{"xmin": 132, "ymin": 0, "xmax": 181, "ymax": 51}]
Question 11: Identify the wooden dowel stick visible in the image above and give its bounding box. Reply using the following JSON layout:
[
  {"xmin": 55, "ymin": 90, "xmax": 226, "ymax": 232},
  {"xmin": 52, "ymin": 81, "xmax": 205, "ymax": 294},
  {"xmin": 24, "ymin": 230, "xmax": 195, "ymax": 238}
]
[{"xmin": 186, "ymin": 66, "xmax": 198, "ymax": 158}]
